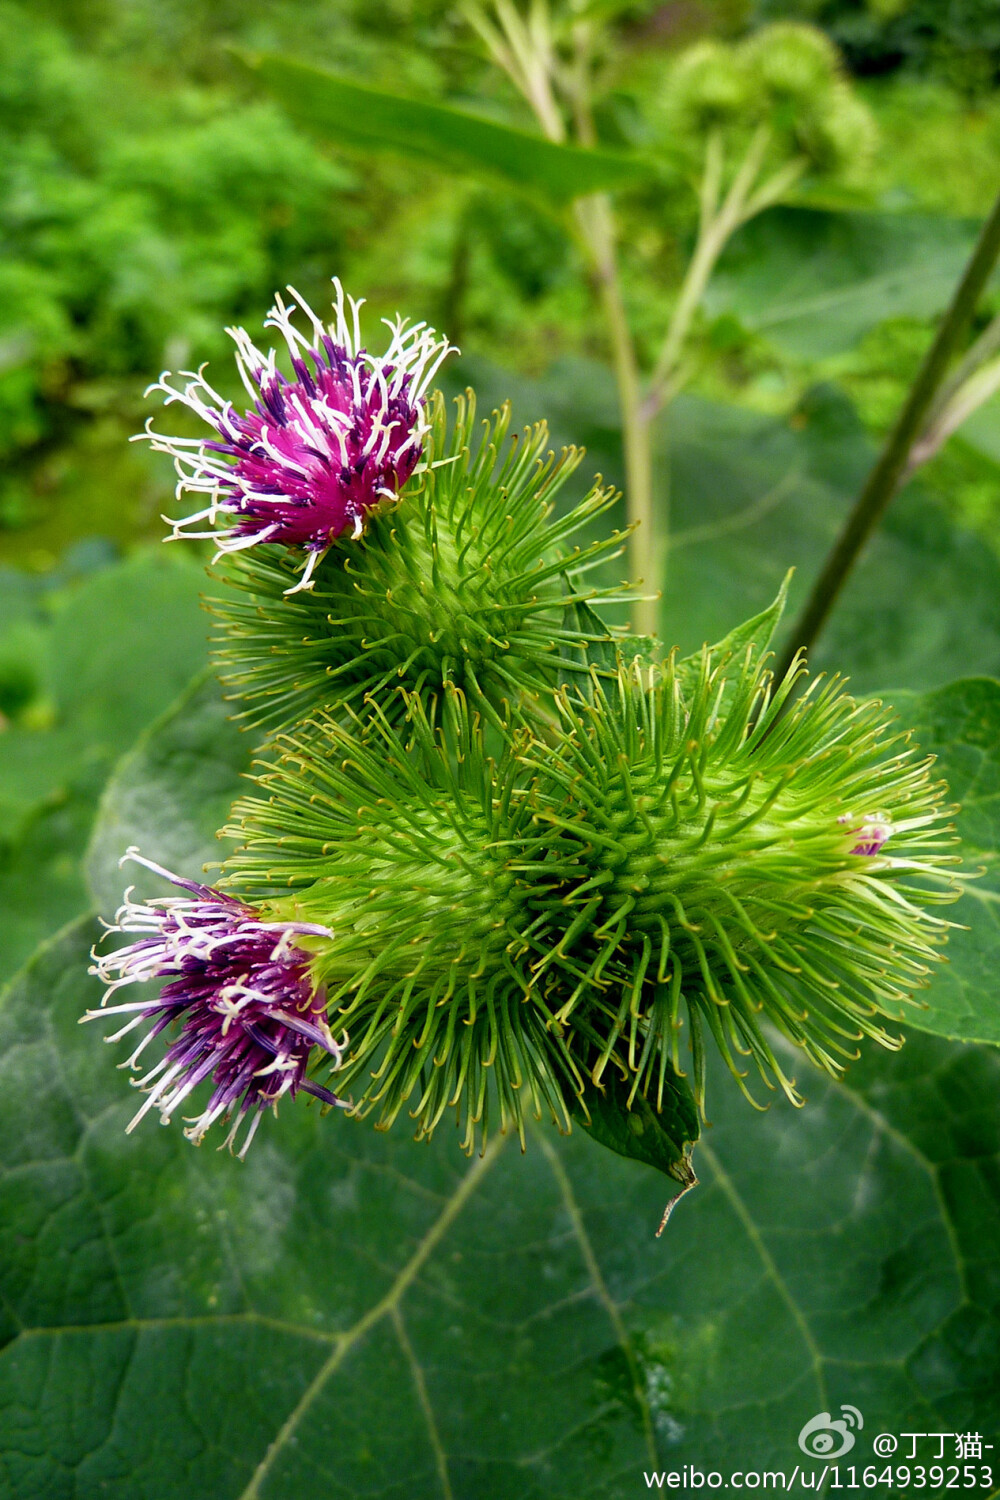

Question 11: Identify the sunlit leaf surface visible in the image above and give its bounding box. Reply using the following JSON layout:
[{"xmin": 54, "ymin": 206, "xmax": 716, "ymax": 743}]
[
  {"xmin": 86, "ymin": 669, "xmax": 250, "ymax": 915},
  {"xmin": 0, "ymin": 553, "xmax": 208, "ymax": 982}
]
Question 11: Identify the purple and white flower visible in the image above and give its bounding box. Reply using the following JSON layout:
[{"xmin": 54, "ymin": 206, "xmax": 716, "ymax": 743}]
[
  {"xmin": 840, "ymin": 811, "xmax": 893, "ymax": 857},
  {"xmin": 138, "ymin": 279, "xmax": 456, "ymax": 593},
  {"xmin": 85, "ymin": 849, "xmax": 346, "ymax": 1157}
]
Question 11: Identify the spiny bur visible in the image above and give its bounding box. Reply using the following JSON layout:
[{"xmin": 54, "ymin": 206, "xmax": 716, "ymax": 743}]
[
  {"xmin": 221, "ymin": 643, "xmax": 959, "ymax": 1150},
  {"xmin": 212, "ymin": 391, "xmax": 629, "ymax": 734}
]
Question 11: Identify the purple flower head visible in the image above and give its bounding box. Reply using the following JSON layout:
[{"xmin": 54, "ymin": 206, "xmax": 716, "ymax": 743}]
[
  {"xmin": 85, "ymin": 849, "xmax": 346, "ymax": 1157},
  {"xmin": 138, "ymin": 280, "xmax": 456, "ymax": 593},
  {"xmin": 839, "ymin": 811, "xmax": 893, "ymax": 857}
]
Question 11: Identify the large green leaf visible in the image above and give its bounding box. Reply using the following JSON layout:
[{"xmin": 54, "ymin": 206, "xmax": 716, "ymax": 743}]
[
  {"xmin": 0, "ymin": 552, "xmax": 209, "ymax": 983},
  {"xmin": 85, "ymin": 669, "xmax": 251, "ymax": 915},
  {"xmin": 890, "ymin": 677, "xmax": 1000, "ymax": 1047},
  {"xmin": 707, "ymin": 207, "xmax": 980, "ymax": 359},
  {"xmin": 444, "ymin": 358, "xmax": 1000, "ymax": 695},
  {"xmin": 0, "ymin": 551, "xmax": 208, "ymax": 838},
  {"xmin": 243, "ymin": 53, "xmax": 655, "ymax": 205},
  {"xmin": 0, "ymin": 918, "xmax": 996, "ymax": 1497},
  {"xmin": 44, "ymin": 552, "xmax": 209, "ymax": 748}
]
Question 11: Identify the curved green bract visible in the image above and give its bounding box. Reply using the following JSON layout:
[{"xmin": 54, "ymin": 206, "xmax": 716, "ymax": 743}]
[
  {"xmin": 521, "ymin": 654, "xmax": 958, "ymax": 1107},
  {"xmin": 213, "ymin": 392, "xmax": 628, "ymax": 733},
  {"xmin": 225, "ymin": 694, "xmax": 587, "ymax": 1150},
  {"xmin": 223, "ymin": 644, "xmax": 958, "ymax": 1150}
]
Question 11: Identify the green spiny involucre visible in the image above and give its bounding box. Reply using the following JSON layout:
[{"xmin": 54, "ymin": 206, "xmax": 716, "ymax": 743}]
[
  {"xmin": 222, "ymin": 644, "xmax": 957, "ymax": 1149},
  {"xmin": 213, "ymin": 391, "xmax": 628, "ymax": 733}
]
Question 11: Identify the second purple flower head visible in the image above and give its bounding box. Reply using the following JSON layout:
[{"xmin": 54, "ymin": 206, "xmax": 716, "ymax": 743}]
[{"xmin": 85, "ymin": 850, "xmax": 346, "ymax": 1157}]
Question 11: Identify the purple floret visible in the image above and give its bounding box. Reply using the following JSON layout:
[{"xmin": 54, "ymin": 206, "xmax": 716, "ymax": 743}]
[
  {"xmin": 138, "ymin": 279, "xmax": 455, "ymax": 593},
  {"xmin": 85, "ymin": 849, "xmax": 345, "ymax": 1156},
  {"xmin": 840, "ymin": 812, "xmax": 892, "ymax": 857}
]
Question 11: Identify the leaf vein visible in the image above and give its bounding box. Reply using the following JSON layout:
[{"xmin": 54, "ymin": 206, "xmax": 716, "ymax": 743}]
[{"xmin": 235, "ymin": 1135, "xmax": 506, "ymax": 1500}]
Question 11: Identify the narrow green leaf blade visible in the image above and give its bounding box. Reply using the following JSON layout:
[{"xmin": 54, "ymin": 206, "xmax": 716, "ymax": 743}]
[
  {"xmin": 676, "ymin": 568, "xmax": 792, "ymax": 682},
  {"xmin": 556, "ymin": 593, "xmax": 636, "ymax": 693},
  {"xmin": 570, "ymin": 1068, "xmax": 700, "ymax": 1228},
  {"xmin": 243, "ymin": 53, "xmax": 655, "ymax": 204}
]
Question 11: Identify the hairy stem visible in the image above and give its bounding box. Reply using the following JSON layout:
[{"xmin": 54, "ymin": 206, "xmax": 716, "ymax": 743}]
[
  {"xmin": 903, "ymin": 307, "xmax": 1000, "ymax": 478},
  {"xmin": 778, "ymin": 185, "xmax": 1000, "ymax": 677},
  {"xmin": 562, "ymin": 24, "xmax": 658, "ymax": 635},
  {"xmin": 469, "ymin": 9, "xmax": 785, "ymax": 640}
]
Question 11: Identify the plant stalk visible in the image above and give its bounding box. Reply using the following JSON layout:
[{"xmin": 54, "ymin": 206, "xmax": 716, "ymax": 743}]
[
  {"xmin": 488, "ymin": 2, "xmax": 659, "ymax": 636},
  {"xmin": 575, "ymin": 194, "xmax": 658, "ymax": 635},
  {"xmin": 471, "ymin": 7, "xmax": 789, "ymax": 639},
  {"xmin": 777, "ymin": 185, "xmax": 1000, "ymax": 679},
  {"xmin": 644, "ymin": 126, "xmax": 771, "ymax": 421}
]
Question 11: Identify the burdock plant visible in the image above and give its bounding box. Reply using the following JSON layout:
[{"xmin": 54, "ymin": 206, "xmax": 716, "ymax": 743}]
[{"xmin": 88, "ymin": 279, "xmax": 960, "ymax": 1201}]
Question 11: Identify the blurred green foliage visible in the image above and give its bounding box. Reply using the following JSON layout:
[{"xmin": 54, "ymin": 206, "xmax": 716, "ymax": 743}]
[
  {"xmin": 0, "ymin": 548, "xmax": 207, "ymax": 982},
  {"xmin": 753, "ymin": 0, "xmax": 1000, "ymax": 94},
  {"xmin": 0, "ymin": 2, "xmax": 354, "ymax": 478},
  {"xmin": 3, "ymin": 0, "xmax": 1000, "ymax": 564}
]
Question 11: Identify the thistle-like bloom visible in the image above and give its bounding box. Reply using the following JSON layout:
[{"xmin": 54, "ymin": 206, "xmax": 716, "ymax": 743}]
[
  {"xmin": 139, "ymin": 280, "xmax": 456, "ymax": 592},
  {"xmin": 84, "ymin": 851, "xmax": 345, "ymax": 1156}
]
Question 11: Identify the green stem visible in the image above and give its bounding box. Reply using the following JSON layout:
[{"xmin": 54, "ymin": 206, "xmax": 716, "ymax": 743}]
[
  {"xmin": 910, "ymin": 305, "xmax": 1000, "ymax": 466},
  {"xmin": 575, "ymin": 195, "xmax": 658, "ymax": 637},
  {"xmin": 560, "ymin": 22, "xmax": 657, "ymax": 636},
  {"xmin": 777, "ymin": 184, "xmax": 1000, "ymax": 679},
  {"xmin": 643, "ymin": 125, "xmax": 770, "ymax": 421}
]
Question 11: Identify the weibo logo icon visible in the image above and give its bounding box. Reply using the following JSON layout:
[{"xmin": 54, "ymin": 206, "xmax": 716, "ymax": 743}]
[{"xmin": 797, "ymin": 1405, "xmax": 864, "ymax": 1459}]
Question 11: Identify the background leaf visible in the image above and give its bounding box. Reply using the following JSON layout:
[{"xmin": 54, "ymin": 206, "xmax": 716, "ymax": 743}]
[
  {"xmin": 890, "ymin": 676, "xmax": 1000, "ymax": 1046},
  {"xmin": 707, "ymin": 208, "xmax": 981, "ymax": 359},
  {"xmin": 0, "ymin": 552, "xmax": 209, "ymax": 983},
  {"xmin": 443, "ymin": 359, "xmax": 1000, "ymax": 694},
  {"xmin": 0, "ymin": 919, "xmax": 996, "ymax": 1498},
  {"xmin": 85, "ymin": 669, "xmax": 251, "ymax": 916},
  {"xmin": 243, "ymin": 53, "xmax": 656, "ymax": 206}
]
